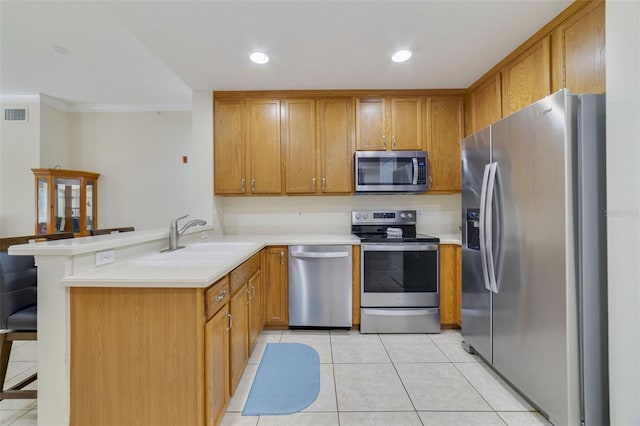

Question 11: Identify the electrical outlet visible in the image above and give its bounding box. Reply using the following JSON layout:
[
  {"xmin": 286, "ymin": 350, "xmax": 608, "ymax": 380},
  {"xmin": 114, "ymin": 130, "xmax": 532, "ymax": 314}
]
[
  {"xmin": 95, "ymin": 250, "xmax": 115, "ymax": 266},
  {"xmin": 201, "ymin": 230, "xmax": 208, "ymax": 240},
  {"xmin": 417, "ymin": 208, "xmax": 424, "ymax": 217}
]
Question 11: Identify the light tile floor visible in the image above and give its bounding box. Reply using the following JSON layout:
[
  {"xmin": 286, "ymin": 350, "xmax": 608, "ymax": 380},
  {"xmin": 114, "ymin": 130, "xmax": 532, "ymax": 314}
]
[
  {"xmin": 0, "ymin": 340, "xmax": 37, "ymax": 426},
  {"xmin": 222, "ymin": 329, "xmax": 553, "ymax": 426},
  {"xmin": 1, "ymin": 330, "xmax": 554, "ymax": 426}
]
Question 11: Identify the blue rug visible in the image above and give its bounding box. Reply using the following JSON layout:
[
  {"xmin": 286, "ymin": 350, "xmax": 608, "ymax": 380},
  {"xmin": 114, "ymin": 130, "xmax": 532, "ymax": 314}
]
[{"xmin": 242, "ymin": 343, "xmax": 320, "ymax": 416}]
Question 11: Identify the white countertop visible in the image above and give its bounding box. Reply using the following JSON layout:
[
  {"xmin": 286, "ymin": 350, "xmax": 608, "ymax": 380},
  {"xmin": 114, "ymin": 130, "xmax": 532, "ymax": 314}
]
[
  {"xmin": 60, "ymin": 233, "xmax": 361, "ymax": 288},
  {"xmin": 10, "ymin": 229, "xmax": 459, "ymax": 289}
]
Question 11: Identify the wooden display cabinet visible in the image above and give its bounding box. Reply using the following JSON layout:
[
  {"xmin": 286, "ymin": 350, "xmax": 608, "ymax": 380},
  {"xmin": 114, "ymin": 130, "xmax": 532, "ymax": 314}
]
[{"xmin": 32, "ymin": 168, "xmax": 100, "ymax": 237}]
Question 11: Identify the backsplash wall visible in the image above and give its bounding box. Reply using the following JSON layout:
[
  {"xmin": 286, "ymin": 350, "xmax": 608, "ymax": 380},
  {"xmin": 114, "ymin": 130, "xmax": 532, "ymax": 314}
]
[{"xmin": 219, "ymin": 194, "xmax": 461, "ymax": 235}]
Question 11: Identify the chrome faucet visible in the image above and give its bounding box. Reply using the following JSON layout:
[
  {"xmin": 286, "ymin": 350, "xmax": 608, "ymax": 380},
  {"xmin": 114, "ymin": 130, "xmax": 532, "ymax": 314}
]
[{"xmin": 167, "ymin": 215, "xmax": 207, "ymax": 251}]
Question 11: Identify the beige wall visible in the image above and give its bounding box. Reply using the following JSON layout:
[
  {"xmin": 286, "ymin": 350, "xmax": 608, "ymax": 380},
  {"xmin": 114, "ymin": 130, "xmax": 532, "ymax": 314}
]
[
  {"xmin": 220, "ymin": 194, "xmax": 460, "ymax": 235},
  {"xmin": 40, "ymin": 102, "xmax": 70, "ymax": 169},
  {"xmin": 68, "ymin": 110, "xmax": 193, "ymax": 231},
  {"xmin": 0, "ymin": 101, "xmax": 40, "ymax": 236},
  {"xmin": 606, "ymin": 2, "xmax": 640, "ymax": 424}
]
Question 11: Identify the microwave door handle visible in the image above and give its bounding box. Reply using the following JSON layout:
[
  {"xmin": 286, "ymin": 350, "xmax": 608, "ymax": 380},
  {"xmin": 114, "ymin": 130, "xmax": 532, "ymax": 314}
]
[{"xmin": 412, "ymin": 158, "xmax": 419, "ymax": 185}]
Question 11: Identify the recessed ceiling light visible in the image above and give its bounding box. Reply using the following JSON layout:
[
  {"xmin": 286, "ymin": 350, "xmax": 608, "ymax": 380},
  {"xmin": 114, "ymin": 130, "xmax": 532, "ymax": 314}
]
[
  {"xmin": 250, "ymin": 52, "xmax": 269, "ymax": 64},
  {"xmin": 391, "ymin": 50, "xmax": 412, "ymax": 63}
]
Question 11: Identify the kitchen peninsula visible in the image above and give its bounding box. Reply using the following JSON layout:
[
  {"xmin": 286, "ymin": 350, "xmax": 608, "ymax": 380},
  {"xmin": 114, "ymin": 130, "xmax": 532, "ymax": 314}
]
[{"xmin": 8, "ymin": 229, "xmax": 371, "ymax": 425}]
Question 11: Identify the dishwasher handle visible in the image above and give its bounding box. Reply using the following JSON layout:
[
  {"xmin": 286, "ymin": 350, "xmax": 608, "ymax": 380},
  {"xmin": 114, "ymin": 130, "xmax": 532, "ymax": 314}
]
[{"xmin": 290, "ymin": 251, "xmax": 350, "ymax": 259}]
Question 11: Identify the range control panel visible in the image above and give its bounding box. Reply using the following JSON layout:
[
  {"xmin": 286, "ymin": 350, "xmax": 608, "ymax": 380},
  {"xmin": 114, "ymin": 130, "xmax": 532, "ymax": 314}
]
[{"xmin": 351, "ymin": 210, "xmax": 417, "ymax": 226}]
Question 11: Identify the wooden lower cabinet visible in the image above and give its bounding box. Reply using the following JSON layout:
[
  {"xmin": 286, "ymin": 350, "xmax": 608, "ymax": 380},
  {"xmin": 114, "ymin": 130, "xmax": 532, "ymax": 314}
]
[
  {"xmin": 205, "ymin": 304, "xmax": 230, "ymax": 426},
  {"xmin": 440, "ymin": 244, "xmax": 462, "ymax": 327},
  {"xmin": 247, "ymin": 267, "xmax": 262, "ymax": 353},
  {"xmin": 70, "ymin": 254, "xmax": 264, "ymax": 426},
  {"xmin": 228, "ymin": 285, "xmax": 249, "ymax": 396},
  {"xmin": 70, "ymin": 287, "xmax": 207, "ymax": 426},
  {"xmin": 263, "ymin": 246, "xmax": 289, "ymax": 327}
]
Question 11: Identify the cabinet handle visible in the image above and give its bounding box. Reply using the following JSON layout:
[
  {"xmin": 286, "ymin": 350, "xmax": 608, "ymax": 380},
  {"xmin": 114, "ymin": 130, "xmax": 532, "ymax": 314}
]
[
  {"xmin": 226, "ymin": 312, "xmax": 232, "ymax": 332},
  {"xmin": 251, "ymin": 178, "xmax": 255, "ymax": 192},
  {"xmin": 312, "ymin": 177, "xmax": 316, "ymax": 190},
  {"xmin": 215, "ymin": 289, "xmax": 227, "ymax": 302},
  {"xmin": 241, "ymin": 178, "xmax": 246, "ymax": 191},
  {"xmin": 321, "ymin": 177, "xmax": 326, "ymax": 191},
  {"xmin": 382, "ymin": 135, "xmax": 387, "ymax": 149},
  {"xmin": 392, "ymin": 135, "xmax": 397, "ymax": 148},
  {"xmin": 280, "ymin": 251, "xmax": 284, "ymax": 265}
]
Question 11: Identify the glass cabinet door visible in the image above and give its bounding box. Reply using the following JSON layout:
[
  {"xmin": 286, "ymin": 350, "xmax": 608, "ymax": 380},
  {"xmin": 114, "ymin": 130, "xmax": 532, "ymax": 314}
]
[
  {"xmin": 85, "ymin": 180, "xmax": 95, "ymax": 232},
  {"xmin": 54, "ymin": 178, "xmax": 81, "ymax": 233},
  {"xmin": 37, "ymin": 178, "xmax": 49, "ymax": 234}
]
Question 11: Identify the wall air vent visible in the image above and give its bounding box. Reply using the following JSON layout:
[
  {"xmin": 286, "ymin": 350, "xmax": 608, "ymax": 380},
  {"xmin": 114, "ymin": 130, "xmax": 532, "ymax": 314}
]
[{"xmin": 3, "ymin": 107, "xmax": 28, "ymax": 122}]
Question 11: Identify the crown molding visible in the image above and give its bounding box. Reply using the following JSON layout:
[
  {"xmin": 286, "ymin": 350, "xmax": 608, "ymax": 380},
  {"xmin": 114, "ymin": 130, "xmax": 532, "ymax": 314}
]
[
  {"xmin": 0, "ymin": 93, "xmax": 191, "ymax": 112},
  {"xmin": 68, "ymin": 103, "xmax": 192, "ymax": 112},
  {"xmin": 0, "ymin": 93, "xmax": 41, "ymax": 104}
]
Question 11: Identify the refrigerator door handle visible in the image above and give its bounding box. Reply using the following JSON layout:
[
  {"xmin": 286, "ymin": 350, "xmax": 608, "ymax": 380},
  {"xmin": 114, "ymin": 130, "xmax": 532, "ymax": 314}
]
[
  {"xmin": 479, "ymin": 163, "xmax": 492, "ymax": 292},
  {"xmin": 485, "ymin": 162, "xmax": 499, "ymax": 294}
]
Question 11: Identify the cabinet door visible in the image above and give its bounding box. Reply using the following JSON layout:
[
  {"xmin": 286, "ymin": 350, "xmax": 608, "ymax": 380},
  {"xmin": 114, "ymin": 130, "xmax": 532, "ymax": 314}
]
[
  {"xmin": 317, "ymin": 98, "xmax": 354, "ymax": 193},
  {"xmin": 283, "ymin": 99, "xmax": 317, "ymax": 194},
  {"xmin": 440, "ymin": 244, "xmax": 462, "ymax": 327},
  {"xmin": 552, "ymin": 1, "xmax": 605, "ymax": 94},
  {"xmin": 502, "ymin": 36, "xmax": 551, "ymax": 116},
  {"xmin": 214, "ymin": 100, "xmax": 247, "ymax": 194},
  {"xmin": 264, "ymin": 247, "xmax": 288, "ymax": 326},
  {"xmin": 355, "ymin": 98, "xmax": 386, "ymax": 150},
  {"xmin": 425, "ymin": 96, "xmax": 464, "ymax": 193},
  {"xmin": 205, "ymin": 306, "xmax": 229, "ymax": 426},
  {"xmin": 389, "ymin": 97, "xmax": 423, "ymax": 150},
  {"xmin": 247, "ymin": 268, "xmax": 262, "ymax": 353},
  {"xmin": 468, "ymin": 74, "xmax": 502, "ymax": 134},
  {"xmin": 247, "ymin": 99, "xmax": 282, "ymax": 194},
  {"xmin": 229, "ymin": 288, "xmax": 248, "ymax": 395}
]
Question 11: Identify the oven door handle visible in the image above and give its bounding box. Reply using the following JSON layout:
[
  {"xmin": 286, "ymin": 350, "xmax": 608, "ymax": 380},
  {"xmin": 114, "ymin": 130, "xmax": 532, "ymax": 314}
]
[{"xmin": 362, "ymin": 243, "xmax": 438, "ymax": 252}]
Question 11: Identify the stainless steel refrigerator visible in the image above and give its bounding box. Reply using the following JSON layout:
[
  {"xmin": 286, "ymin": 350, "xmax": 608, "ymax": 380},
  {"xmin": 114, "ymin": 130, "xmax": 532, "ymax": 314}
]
[{"xmin": 461, "ymin": 89, "xmax": 609, "ymax": 426}]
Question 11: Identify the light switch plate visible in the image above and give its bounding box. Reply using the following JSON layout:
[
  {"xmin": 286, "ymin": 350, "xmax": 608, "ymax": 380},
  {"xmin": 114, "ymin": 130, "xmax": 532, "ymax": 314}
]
[
  {"xmin": 201, "ymin": 231, "xmax": 208, "ymax": 239},
  {"xmin": 96, "ymin": 250, "xmax": 115, "ymax": 266}
]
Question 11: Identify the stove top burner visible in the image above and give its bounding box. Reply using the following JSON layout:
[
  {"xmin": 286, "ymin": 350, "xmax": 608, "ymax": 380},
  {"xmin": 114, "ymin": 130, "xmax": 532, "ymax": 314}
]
[{"xmin": 351, "ymin": 209, "xmax": 440, "ymax": 243}]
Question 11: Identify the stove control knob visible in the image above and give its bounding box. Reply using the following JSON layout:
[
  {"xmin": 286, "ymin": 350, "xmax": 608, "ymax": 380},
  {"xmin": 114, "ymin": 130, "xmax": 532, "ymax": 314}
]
[
  {"xmin": 363, "ymin": 213, "xmax": 368, "ymax": 219},
  {"xmin": 400, "ymin": 213, "xmax": 406, "ymax": 219},
  {"xmin": 355, "ymin": 213, "xmax": 361, "ymax": 220},
  {"xmin": 407, "ymin": 213, "xmax": 414, "ymax": 219}
]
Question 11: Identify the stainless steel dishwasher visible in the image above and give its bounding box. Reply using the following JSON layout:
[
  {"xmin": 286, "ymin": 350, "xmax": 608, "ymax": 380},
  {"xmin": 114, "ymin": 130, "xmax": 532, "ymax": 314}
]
[{"xmin": 288, "ymin": 245, "xmax": 352, "ymax": 328}]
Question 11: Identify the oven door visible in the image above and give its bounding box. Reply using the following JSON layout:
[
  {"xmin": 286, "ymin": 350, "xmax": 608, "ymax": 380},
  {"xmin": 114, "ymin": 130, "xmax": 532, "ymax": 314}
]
[{"xmin": 360, "ymin": 242, "xmax": 439, "ymax": 308}]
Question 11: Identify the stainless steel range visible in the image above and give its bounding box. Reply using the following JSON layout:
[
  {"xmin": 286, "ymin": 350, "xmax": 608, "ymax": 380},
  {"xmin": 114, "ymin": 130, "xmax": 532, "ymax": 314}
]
[{"xmin": 352, "ymin": 210, "xmax": 440, "ymax": 333}]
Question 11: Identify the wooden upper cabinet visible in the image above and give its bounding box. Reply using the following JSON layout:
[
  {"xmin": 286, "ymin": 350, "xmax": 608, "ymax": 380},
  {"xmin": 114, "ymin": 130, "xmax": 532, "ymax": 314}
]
[
  {"xmin": 355, "ymin": 98, "xmax": 386, "ymax": 150},
  {"xmin": 425, "ymin": 96, "xmax": 464, "ymax": 193},
  {"xmin": 468, "ymin": 73, "xmax": 502, "ymax": 134},
  {"xmin": 247, "ymin": 99, "xmax": 282, "ymax": 194},
  {"xmin": 552, "ymin": 1, "xmax": 605, "ymax": 94},
  {"xmin": 502, "ymin": 36, "xmax": 551, "ymax": 116},
  {"xmin": 389, "ymin": 97, "xmax": 423, "ymax": 150},
  {"xmin": 317, "ymin": 98, "xmax": 354, "ymax": 193},
  {"xmin": 214, "ymin": 100, "xmax": 246, "ymax": 194},
  {"xmin": 356, "ymin": 97, "xmax": 423, "ymax": 151},
  {"xmin": 283, "ymin": 99, "xmax": 317, "ymax": 194}
]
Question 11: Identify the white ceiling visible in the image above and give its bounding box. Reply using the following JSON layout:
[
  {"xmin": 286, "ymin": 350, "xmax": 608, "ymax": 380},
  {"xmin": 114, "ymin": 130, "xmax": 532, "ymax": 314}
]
[{"xmin": 0, "ymin": 0, "xmax": 572, "ymax": 111}]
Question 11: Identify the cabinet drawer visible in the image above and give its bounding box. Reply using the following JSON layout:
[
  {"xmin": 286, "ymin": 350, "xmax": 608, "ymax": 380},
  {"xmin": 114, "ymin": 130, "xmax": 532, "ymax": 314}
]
[
  {"xmin": 205, "ymin": 276, "xmax": 230, "ymax": 320},
  {"xmin": 230, "ymin": 252, "xmax": 261, "ymax": 294}
]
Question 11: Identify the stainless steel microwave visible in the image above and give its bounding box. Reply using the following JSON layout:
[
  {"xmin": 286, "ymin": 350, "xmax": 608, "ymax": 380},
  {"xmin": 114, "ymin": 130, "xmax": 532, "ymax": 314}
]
[{"xmin": 354, "ymin": 150, "xmax": 428, "ymax": 193}]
